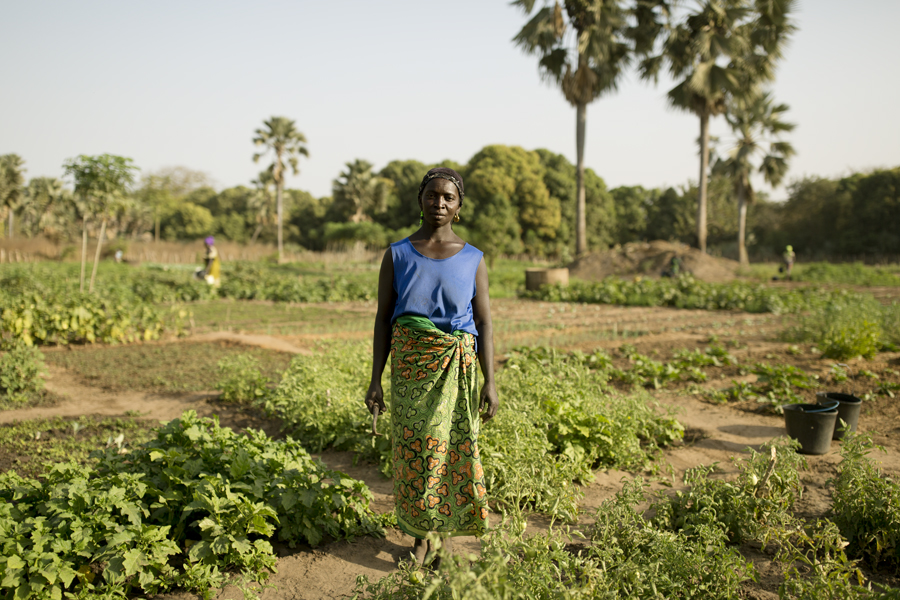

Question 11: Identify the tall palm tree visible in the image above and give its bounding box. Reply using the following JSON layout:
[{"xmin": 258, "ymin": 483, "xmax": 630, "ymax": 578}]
[
  {"xmin": 331, "ymin": 159, "xmax": 391, "ymax": 224},
  {"xmin": 642, "ymin": 0, "xmax": 795, "ymax": 253},
  {"xmin": 252, "ymin": 116, "xmax": 308, "ymax": 262},
  {"xmin": 248, "ymin": 170, "xmax": 276, "ymax": 244},
  {"xmin": 0, "ymin": 154, "xmax": 26, "ymax": 239},
  {"xmin": 513, "ymin": 0, "xmax": 670, "ymax": 257},
  {"xmin": 63, "ymin": 155, "xmax": 137, "ymax": 292},
  {"xmin": 714, "ymin": 91, "xmax": 794, "ymax": 265}
]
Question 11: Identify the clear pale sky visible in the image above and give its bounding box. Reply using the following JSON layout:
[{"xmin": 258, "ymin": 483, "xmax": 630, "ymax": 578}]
[{"xmin": 2, "ymin": 0, "xmax": 898, "ymax": 200}]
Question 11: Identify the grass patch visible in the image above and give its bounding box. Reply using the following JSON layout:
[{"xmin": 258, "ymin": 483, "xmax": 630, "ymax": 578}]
[
  {"xmin": 44, "ymin": 341, "xmax": 293, "ymax": 393},
  {"xmin": 0, "ymin": 415, "xmax": 156, "ymax": 477}
]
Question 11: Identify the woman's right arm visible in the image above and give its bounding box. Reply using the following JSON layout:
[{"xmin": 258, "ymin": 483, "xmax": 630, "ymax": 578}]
[{"xmin": 365, "ymin": 249, "xmax": 395, "ymax": 414}]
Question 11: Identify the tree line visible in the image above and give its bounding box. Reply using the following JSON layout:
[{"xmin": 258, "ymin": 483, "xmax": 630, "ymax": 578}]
[{"xmin": 2, "ymin": 146, "xmax": 897, "ymax": 264}]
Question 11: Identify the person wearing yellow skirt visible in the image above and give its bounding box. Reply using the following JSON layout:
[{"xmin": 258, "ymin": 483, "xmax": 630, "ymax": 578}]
[
  {"xmin": 201, "ymin": 236, "xmax": 221, "ymax": 286},
  {"xmin": 365, "ymin": 167, "xmax": 498, "ymax": 568}
]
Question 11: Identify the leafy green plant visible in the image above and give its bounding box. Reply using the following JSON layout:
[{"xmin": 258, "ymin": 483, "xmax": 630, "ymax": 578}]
[
  {"xmin": 262, "ymin": 343, "xmax": 391, "ymax": 475},
  {"xmin": 216, "ymin": 354, "xmax": 271, "ymax": 403},
  {"xmin": 527, "ymin": 274, "xmax": 851, "ymax": 315},
  {"xmin": 589, "ymin": 479, "xmax": 754, "ymax": 599},
  {"xmin": 790, "ymin": 262, "xmax": 900, "ymax": 287},
  {"xmin": 653, "ymin": 438, "xmax": 807, "ymax": 545},
  {"xmin": 0, "ymin": 344, "xmax": 45, "ymax": 404},
  {"xmin": 0, "ymin": 411, "xmax": 385, "ymax": 600},
  {"xmin": 495, "ymin": 348, "xmax": 683, "ymax": 520},
  {"xmin": 353, "ymin": 481, "xmax": 753, "ymax": 600},
  {"xmin": 783, "ymin": 294, "xmax": 886, "ymax": 360},
  {"xmin": 831, "ymin": 432, "xmax": 900, "ymax": 570},
  {"xmin": 750, "ymin": 363, "xmax": 819, "ymax": 408}
]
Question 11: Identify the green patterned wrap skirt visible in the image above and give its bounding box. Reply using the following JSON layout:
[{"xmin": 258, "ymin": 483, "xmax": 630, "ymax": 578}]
[{"xmin": 390, "ymin": 315, "xmax": 489, "ymax": 539}]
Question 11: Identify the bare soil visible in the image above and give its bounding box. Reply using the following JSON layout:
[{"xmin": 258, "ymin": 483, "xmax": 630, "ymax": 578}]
[
  {"xmin": 568, "ymin": 240, "xmax": 742, "ymax": 282},
  {"xmin": 2, "ymin": 298, "xmax": 899, "ymax": 599}
]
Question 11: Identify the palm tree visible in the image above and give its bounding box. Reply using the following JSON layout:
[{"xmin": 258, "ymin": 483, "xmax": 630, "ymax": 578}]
[
  {"xmin": 252, "ymin": 117, "xmax": 308, "ymax": 262},
  {"xmin": 513, "ymin": 0, "xmax": 670, "ymax": 257},
  {"xmin": 248, "ymin": 170, "xmax": 276, "ymax": 244},
  {"xmin": 22, "ymin": 177, "xmax": 65, "ymax": 238},
  {"xmin": 0, "ymin": 154, "xmax": 26, "ymax": 239},
  {"xmin": 714, "ymin": 91, "xmax": 794, "ymax": 265},
  {"xmin": 63, "ymin": 155, "xmax": 137, "ymax": 292},
  {"xmin": 331, "ymin": 159, "xmax": 391, "ymax": 224},
  {"xmin": 642, "ymin": 0, "xmax": 795, "ymax": 253}
]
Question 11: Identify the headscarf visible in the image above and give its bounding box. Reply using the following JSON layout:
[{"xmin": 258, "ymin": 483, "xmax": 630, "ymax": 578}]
[
  {"xmin": 417, "ymin": 167, "xmax": 465, "ymax": 205},
  {"xmin": 205, "ymin": 236, "xmax": 215, "ymax": 246}
]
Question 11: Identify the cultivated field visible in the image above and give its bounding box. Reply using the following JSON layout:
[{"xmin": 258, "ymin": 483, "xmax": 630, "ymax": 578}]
[{"xmin": 2, "ymin": 257, "xmax": 899, "ymax": 600}]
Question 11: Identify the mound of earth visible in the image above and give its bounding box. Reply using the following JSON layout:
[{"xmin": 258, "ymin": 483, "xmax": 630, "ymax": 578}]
[{"xmin": 569, "ymin": 240, "xmax": 740, "ymax": 283}]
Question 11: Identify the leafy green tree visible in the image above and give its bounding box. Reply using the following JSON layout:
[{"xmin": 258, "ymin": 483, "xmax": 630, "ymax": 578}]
[
  {"xmin": 63, "ymin": 154, "xmax": 138, "ymax": 292},
  {"xmin": 610, "ymin": 185, "xmax": 649, "ymax": 245},
  {"xmin": 161, "ymin": 201, "xmax": 215, "ymax": 241},
  {"xmin": 253, "ymin": 116, "xmax": 309, "ymax": 261},
  {"xmin": 0, "ymin": 154, "xmax": 26, "ymax": 239},
  {"xmin": 329, "ymin": 159, "xmax": 392, "ymax": 224},
  {"xmin": 534, "ymin": 148, "xmax": 616, "ymax": 258},
  {"xmin": 137, "ymin": 168, "xmax": 210, "ymax": 242},
  {"xmin": 841, "ymin": 168, "xmax": 900, "ymax": 256},
  {"xmin": 513, "ymin": 0, "xmax": 669, "ymax": 256},
  {"xmin": 466, "ymin": 145, "xmax": 560, "ymax": 256},
  {"xmin": 645, "ymin": 186, "xmax": 696, "ymax": 243},
  {"xmin": 714, "ymin": 91, "xmax": 794, "ymax": 265},
  {"xmin": 285, "ymin": 188, "xmax": 327, "ymax": 250},
  {"xmin": 642, "ymin": 0, "xmax": 796, "ymax": 253},
  {"xmin": 464, "ymin": 167, "xmax": 523, "ymax": 264},
  {"xmin": 377, "ymin": 159, "xmax": 430, "ymax": 230}
]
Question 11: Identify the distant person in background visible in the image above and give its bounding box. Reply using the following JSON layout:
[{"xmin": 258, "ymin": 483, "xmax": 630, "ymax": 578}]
[
  {"xmin": 661, "ymin": 255, "xmax": 682, "ymax": 278},
  {"xmin": 195, "ymin": 236, "xmax": 221, "ymax": 286},
  {"xmin": 782, "ymin": 245, "xmax": 795, "ymax": 280},
  {"xmin": 365, "ymin": 167, "xmax": 498, "ymax": 568}
]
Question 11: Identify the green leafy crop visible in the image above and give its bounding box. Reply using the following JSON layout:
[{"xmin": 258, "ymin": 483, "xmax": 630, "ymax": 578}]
[
  {"xmin": 0, "ymin": 411, "xmax": 385, "ymax": 600},
  {"xmin": 832, "ymin": 433, "xmax": 900, "ymax": 570},
  {"xmin": 0, "ymin": 344, "xmax": 46, "ymax": 405}
]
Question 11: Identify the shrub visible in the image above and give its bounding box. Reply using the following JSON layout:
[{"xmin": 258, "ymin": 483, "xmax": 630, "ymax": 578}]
[
  {"xmin": 783, "ymin": 294, "xmax": 886, "ymax": 359},
  {"xmin": 0, "ymin": 344, "xmax": 46, "ymax": 404},
  {"xmin": 653, "ymin": 438, "xmax": 807, "ymax": 544},
  {"xmin": 831, "ymin": 432, "xmax": 900, "ymax": 570},
  {"xmin": 216, "ymin": 354, "xmax": 271, "ymax": 403}
]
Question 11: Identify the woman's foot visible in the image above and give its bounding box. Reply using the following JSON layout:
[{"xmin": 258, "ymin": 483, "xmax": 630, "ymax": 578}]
[
  {"xmin": 426, "ymin": 537, "xmax": 451, "ymax": 570},
  {"xmin": 412, "ymin": 538, "xmax": 428, "ymax": 564}
]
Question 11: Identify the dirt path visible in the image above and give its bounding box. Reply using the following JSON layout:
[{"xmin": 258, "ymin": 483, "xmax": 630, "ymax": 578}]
[{"xmin": 186, "ymin": 331, "xmax": 313, "ymax": 355}]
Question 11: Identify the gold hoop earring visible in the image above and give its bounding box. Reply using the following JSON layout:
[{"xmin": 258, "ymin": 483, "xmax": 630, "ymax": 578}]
[{"xmin": 453, "ymin": 213, "xmax": 460, "ymax": 223}]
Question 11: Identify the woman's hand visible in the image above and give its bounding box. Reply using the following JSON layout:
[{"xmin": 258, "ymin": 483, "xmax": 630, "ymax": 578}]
[
  {"xmin": 364, "ymin": 381, "xmax": 386, "ymax": 416},
  {"xmin": 479, "ymin": 383, "xmax": 498, "ymax": 423}
]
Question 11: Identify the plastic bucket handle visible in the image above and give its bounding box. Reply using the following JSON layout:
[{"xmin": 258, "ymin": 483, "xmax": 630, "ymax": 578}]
[{"xmin": 803, "ymin": 400, "xmax": 839, "ymax": 413}]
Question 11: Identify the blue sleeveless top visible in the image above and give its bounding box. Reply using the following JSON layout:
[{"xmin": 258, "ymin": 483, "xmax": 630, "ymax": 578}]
[{"xmin": 390, "ymin": 237, "xmax": 483, "ymax": 338}]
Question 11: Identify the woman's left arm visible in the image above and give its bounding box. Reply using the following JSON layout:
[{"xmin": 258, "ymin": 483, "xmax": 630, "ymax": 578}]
[{"xmin": 472, "ymin": 258, "xmax": 498, "ymax": 422}]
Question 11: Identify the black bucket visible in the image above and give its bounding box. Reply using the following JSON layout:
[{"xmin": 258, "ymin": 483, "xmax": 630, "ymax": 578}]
[
  {"xmin": 783, "ymin": 402, "xmax": 839, "ymax": 455},
  {"xmin": 816, "ymin": 392, "xmax": 862, "ymax": 440}
]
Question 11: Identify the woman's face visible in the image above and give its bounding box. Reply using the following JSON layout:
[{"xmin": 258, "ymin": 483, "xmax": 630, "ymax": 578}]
[{"xmin": 419, "ymin": 178, "xmax": 460, "ymax": 227}]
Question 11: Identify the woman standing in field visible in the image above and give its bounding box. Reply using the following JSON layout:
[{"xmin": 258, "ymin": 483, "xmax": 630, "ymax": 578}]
[
  {"xmin": 201, "ymin": 236, "xmax": 221, "ymax": 286},
  {"xmin": 364, "ymin": 167, "xmax": 498, "ymax": 567}
]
